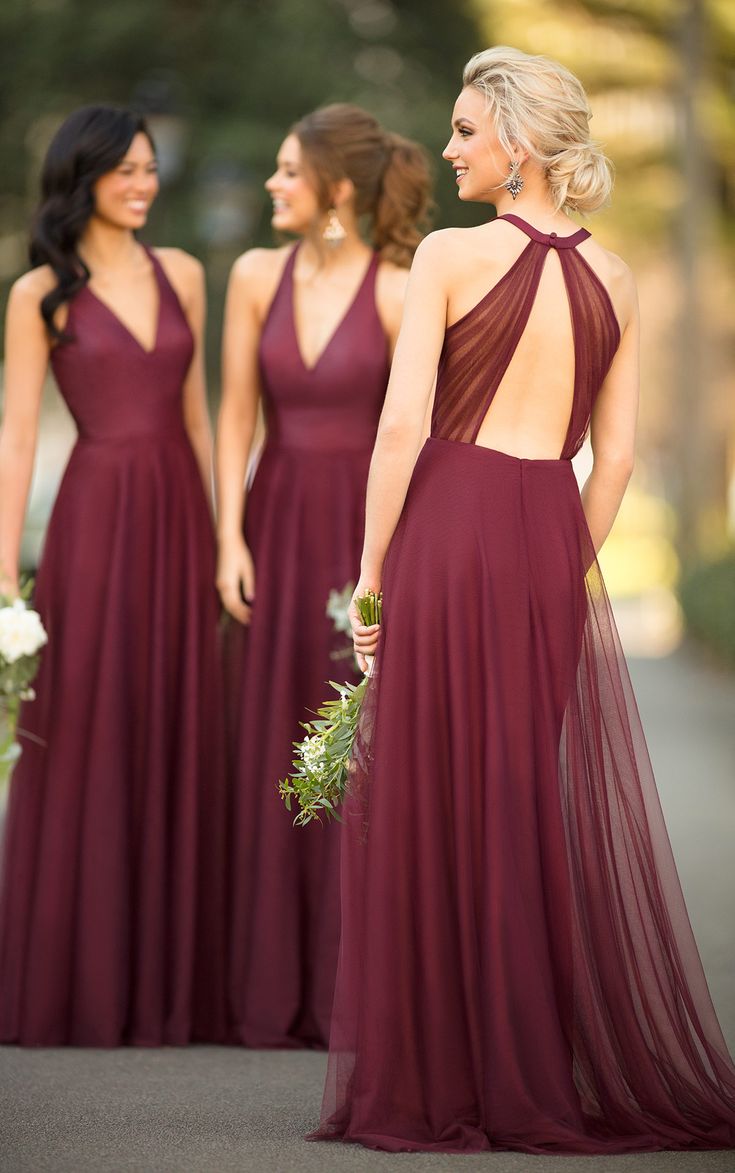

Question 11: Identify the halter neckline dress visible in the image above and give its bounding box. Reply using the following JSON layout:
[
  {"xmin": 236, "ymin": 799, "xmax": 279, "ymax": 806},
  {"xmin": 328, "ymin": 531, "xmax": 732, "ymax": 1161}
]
[
  {"xmin": 224, "ymin": 244, "xmax": 390, "ymax": 1047},
  {"xmin": 314, "ymin": 215, "xmax": 735, "ymax": 1153}
]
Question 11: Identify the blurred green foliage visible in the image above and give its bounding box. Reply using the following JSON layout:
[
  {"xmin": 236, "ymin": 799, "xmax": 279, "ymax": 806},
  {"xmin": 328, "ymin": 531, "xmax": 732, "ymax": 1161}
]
[
  {"xmin": 0, "ymin": 0, "xmax": 486, "ymax": 249},
  {"xmin": 0, "ymin": 0, "xmax": 489, "ymax": 372},
  {"xmin": 678, "ymin": 550, "xmax": 735, "ymax": 666},
  {"xmin": 2, "ymin": 0, "xmax": 734, "ymax": 585}
]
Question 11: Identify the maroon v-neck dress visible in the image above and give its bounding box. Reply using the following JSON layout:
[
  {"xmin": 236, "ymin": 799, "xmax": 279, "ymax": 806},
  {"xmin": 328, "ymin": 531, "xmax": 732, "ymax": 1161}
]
[
  {"xmin": 314, "ymin": 216, "xmax": 735, "ymax": 1152},
  {"xmin": 224, "ymin": 246, "xmax": 390, "ymax": 1047},
  {"xmin": 0, "ymin": 248, "xmax": 227, "ymax": 1045}
]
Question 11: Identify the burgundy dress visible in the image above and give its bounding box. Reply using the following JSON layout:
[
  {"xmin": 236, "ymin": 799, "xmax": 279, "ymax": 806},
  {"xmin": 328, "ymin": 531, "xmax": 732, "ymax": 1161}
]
[
  {"xmin": 315, "ymin": 216, "xmax": 735, "ymax": 1152},
  {"xmin": 0, "ymin": 248, "xmax": 227, "ymax": 1046},
  {"xmin": 224, "ymin": 245, "xmax": 389, "ymax": 1047}
]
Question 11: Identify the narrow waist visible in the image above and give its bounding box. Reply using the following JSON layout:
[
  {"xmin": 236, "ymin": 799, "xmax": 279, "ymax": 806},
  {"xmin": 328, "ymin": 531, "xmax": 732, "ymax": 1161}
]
[
  {"xmin": 427, "ymin": 435, "xmax": 572, "ymax": 470},
  {"xmin": 76, "ymin": 428, "xmax": 189, "ymax": 447}
]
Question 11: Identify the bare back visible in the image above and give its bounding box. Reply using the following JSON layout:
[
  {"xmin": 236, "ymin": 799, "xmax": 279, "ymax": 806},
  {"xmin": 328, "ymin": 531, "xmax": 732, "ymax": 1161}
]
[{"xmin": 432, "ymin": 215, "xmax": 622, "ymax": 461}]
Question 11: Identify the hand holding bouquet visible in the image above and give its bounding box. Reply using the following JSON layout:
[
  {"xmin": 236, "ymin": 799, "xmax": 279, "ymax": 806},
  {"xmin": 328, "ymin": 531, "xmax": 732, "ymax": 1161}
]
[
  {"xmin": 350, "ymin": 582, "xmax": 382, "ymax": 672},
  {"xmin": 0, "ymin": 589, "xmax": 48, "ymax": 783},
  {"xmin": 279, "ymin": 589, "xmax": 382, "ymax": 826}
]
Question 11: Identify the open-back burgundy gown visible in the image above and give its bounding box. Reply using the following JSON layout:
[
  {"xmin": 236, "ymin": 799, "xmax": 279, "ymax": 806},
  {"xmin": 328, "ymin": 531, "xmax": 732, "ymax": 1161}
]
[
  {"xmin": 224, "ymin": 245, "xmax": 389, "ymax": 1047},
  {"xmin": 315, "ymin": 215, "xmax": 735, "ymax": 1152},
  {"xmin": 0, "ymin": 248, "xmax": 227, "ymax": 1046}
]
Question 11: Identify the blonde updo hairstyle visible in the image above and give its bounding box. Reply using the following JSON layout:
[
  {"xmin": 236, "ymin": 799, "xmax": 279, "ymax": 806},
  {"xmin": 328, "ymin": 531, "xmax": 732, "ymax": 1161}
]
[
  {"xmin": 292, "ymin": 103, "xmax": 433, "ymax": 268},
  {"xmin": 463, "ymin": 46, "xmax": 612, "ymax": 214}
]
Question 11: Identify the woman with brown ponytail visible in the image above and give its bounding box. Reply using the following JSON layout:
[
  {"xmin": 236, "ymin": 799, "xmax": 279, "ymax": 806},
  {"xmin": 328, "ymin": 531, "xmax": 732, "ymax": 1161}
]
[{"xmin": 217, "ymin": 104, "xmax": 431, "ymax": 1048}]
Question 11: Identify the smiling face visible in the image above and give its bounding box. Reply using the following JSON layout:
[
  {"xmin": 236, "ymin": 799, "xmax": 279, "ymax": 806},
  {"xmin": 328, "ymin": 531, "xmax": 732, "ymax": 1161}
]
[
  {"xmin": 91, "ymin": 132, "xmax": 159, "ymax": 230},
  {"xmin": 443, "ymin": 87, "xmax": 514, "ymax": 203},
  {"xmin": 265, "ymin": 134, "xmax": 322, "ymax": 235}
]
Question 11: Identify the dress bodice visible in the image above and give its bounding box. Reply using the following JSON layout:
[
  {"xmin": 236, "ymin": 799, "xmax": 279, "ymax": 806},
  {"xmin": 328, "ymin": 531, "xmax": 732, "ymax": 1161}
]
[
  {"xmin": 431, "ymin": 214, "xmax": 621, "ymax": 460},
  {"xmin": 257, "ymin": 245, "xmax": 390, "ymax": 453},
  {"xmin": 50, "ymin": 247, "xmax": 194, "ymax": 443}
]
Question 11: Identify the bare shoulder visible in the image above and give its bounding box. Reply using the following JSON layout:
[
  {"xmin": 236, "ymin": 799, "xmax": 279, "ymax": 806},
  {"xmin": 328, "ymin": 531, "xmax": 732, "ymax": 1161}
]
[
  {"xmin": 603, "ymin": 247, "xmax": 636, "ymax": 300},
  {"xmin": 413, "ymin": 227, "xmax": 467, "ymax": 261},
  {"xmin": 9, "ymin": 265, "xmax": 57, "ymax": 307},
  {"xmin": 228, "ymin": 245, "xmax": 292, "ymax": 321},
  {"xmin": 153, "ymin": 247, "xmax": 204, "ymax": 294},
  {"xmin": 583, "ymin": 239, "xmax": 637, "ymax": 328},
  {"xmin": 409, "ymin": 228, "xmax": 469, "ymax": 287},
  {"xmin": 230, "ymin": 245, "xmax": 291, "ymax": 285}
]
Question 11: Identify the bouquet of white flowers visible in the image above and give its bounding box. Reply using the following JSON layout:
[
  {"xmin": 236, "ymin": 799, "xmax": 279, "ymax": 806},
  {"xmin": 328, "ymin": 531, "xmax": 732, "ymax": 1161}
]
[
  {"xmin": 279, "ymin": 589, "xmax": 381, "ymax": 826},
  {"xmin": 0, "ymin": 590, "xmax": 48, "ymax": 783}
]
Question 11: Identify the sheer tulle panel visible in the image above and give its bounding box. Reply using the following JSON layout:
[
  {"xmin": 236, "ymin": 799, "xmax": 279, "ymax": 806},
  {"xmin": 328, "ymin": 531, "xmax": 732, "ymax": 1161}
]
[
  {"xmin": 431, "ymin": 243, "xmax": 546, "ymax": 443},
  {"xmin": 315, "ymin": 440, "xmax": 735, "ymax": 1153},
  {"xmin": 431, "ymin": 241, "xmax": 620, "ymax": 459},
  {"xmin": 558, "ymin": 250, "xmax": 620, "ymax": 457},
  {"xmin": 561, "ymin": 523, "xmax": 735, "ymax": 1140}
]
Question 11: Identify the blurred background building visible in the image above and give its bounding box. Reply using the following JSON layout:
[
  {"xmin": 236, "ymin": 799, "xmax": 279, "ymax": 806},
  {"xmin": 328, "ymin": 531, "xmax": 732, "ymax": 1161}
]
[{"xmin": 1, "ymin": 0, "xmax": 734, "ymax": 663}]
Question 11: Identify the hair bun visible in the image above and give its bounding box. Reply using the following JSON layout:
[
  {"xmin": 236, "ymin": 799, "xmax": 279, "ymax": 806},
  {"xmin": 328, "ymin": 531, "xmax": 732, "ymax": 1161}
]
[{"xmin": 462, "ymin": 46, "xmax": 613, "ymax": 215}]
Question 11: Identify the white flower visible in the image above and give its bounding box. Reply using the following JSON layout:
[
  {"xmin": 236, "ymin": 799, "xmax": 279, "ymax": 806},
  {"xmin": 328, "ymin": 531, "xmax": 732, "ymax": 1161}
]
[
  {"xmin": 0, "ymin": 601, "xmax": 48, "ymax": 664},
  {"xmin": 326, "ymin": 582, "xmax": 355, "ymax": 636}
]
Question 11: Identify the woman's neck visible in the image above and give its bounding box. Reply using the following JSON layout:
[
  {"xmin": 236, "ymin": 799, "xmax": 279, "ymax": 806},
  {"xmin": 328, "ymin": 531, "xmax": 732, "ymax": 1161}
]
[
  {"xmin": 297, "ymin": 228, "xmax": 372, "ymax": 275},
  {"xmin": 492, "ymin": 168, "xmax": 577, "ymax": 232},
  {"xmin": 77, "ymin": 221, "xmax": 141, "ymax": 274}
]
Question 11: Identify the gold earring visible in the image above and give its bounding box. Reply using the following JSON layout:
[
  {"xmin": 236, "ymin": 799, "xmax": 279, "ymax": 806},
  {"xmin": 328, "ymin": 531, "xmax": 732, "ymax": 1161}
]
[
  {"xmin": 503, "ymin": 160, "xmax": 524, "ymax": 200},
  {"xmin": 323, "ymin": 207, "xmax": 347, "ymax": 244}
]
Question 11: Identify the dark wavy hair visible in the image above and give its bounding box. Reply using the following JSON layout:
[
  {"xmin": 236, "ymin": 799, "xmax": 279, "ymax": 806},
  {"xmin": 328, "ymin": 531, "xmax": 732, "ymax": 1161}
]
[{"xmin": 29, "ymin": 105, "xmax": 155, "ymax": 341}]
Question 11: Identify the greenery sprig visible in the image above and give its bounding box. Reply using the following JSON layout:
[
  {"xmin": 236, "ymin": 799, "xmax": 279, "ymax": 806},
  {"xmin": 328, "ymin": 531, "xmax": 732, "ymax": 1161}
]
[{"xmin": 279, "ymin": 589, "xmax": 382, "ymax": 826}]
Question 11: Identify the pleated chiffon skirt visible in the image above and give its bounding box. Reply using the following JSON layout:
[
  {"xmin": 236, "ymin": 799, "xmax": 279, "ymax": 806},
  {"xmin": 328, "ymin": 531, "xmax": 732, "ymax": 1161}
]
[
  {"xmin": 0, "ymin": 432, "xmax": 227, "ymax": 1046},
  {"xmin": 224, "ymin": 441, "xmax": 371, "ymax": 1047},
  {"xmin": 316, "ymin": 436, "xmax": 735, "ymax": 1153}
]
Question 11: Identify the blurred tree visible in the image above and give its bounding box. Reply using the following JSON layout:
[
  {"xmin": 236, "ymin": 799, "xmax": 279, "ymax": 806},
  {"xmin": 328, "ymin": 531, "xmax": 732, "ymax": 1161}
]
[{"xmin": 0, "ymin": 1, "xmax": 486, "ymax": 300}]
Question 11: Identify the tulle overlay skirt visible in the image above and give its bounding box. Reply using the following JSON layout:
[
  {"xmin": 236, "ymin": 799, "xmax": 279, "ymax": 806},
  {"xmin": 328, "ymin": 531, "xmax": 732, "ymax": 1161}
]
[
  {"xmin": 0, "ymin": 433, "xmax": 227, "ymax": 1046},
  {"xmin": 315, "ymin": 436, "xmax": 735, "ymax": 1153},
  {"xmin": 224, "ymin": 441, "xmax": 370, "ymax": 1048}
]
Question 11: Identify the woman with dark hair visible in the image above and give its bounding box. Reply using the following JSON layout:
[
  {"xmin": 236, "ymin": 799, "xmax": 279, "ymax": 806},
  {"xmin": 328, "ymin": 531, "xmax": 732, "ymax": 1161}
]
[
  {"xmin": 217, "ymin": 103, "xmax": 432, "ymax": 1048},
  {"xmin": 0, "ymin": 105, "xmax": 226, "ymax": 1046}
]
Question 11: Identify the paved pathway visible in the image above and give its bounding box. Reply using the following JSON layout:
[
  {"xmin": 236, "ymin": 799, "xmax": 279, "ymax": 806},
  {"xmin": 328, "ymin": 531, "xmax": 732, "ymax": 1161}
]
[{"xmin": 1, "ymin": 641, "xmax": 733, "ymax": 1172}]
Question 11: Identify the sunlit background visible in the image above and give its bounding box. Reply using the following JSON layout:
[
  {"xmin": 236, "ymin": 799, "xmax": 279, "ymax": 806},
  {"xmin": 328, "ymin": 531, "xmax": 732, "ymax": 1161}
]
[{"xmin": 1, "ymin": 0, "xmax": 734, "ymax": 664}]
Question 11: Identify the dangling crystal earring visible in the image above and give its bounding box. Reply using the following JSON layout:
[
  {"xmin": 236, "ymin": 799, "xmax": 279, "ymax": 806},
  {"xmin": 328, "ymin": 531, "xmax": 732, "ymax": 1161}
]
[
  {"xmin": 323, "ymin": 207, "xmax": 347, "ymax": 245},
  {"xmin": 503, "ymin": 160, "xmax": 524, "ymax": 200}
]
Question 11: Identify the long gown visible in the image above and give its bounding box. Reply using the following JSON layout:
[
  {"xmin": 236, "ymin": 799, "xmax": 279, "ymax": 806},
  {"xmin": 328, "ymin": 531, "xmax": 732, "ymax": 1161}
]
[
  {"xmin": 224, "ymin": 245, "xmax": 389, "ymax": 1047},
  {"xmin": 314, "ymin": 214, "xmax": 735, "ymax": 1152},
  {"xmin": 0, "ymin": 247, "xmax": 227, "ymax": 1046}
]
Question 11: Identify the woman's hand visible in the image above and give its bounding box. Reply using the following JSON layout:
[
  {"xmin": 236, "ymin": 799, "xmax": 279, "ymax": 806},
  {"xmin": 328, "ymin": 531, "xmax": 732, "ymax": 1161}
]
[
  {"xmin": 217, "ymin": 536, "xmax": 256, "ymax": 624},
  {"xmin": 350, "ymin": 579, "xmax": 382, "ymax": 673}
]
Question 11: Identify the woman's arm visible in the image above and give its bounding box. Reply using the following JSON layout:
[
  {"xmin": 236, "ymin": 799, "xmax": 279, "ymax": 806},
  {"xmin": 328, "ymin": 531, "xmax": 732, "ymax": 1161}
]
[
  {"xmin": 215, "ymin": 249, "xmax": 276, "ymax": 624},
  {"xmin": 0, "ymin": 274, "xmax": 51, "ymax": 595},
  {"xmin": 359, "ymin": 236, "xmax": 448, "ymax": 582},
  {"xmin": 580, "ymin": 265, "xmax": 640, "ymax": 553},
  {"xmin": 158, "ymin": 249, "xmax": 213, "ymax": 502},
  {"xmin": 351, "ymin": 234, "xmax": 449, "ymax": 666}
]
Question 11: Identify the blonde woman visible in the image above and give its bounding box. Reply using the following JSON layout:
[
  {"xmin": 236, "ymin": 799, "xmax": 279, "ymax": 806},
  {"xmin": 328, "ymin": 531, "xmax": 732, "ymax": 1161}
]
[{"xmin": 313, "ymin": 49, "xmax": 735, "ymax": 1152}]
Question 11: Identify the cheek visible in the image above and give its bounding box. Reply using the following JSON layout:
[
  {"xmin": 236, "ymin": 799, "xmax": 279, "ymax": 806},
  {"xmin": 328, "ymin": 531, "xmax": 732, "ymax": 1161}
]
[
  {"xmin": 291, "ymin": 179, "xmax": 319, "ymax": 212},
  {"xmin": 93, "ymin": 176, "xmax": 126, "ymax": 207}
]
